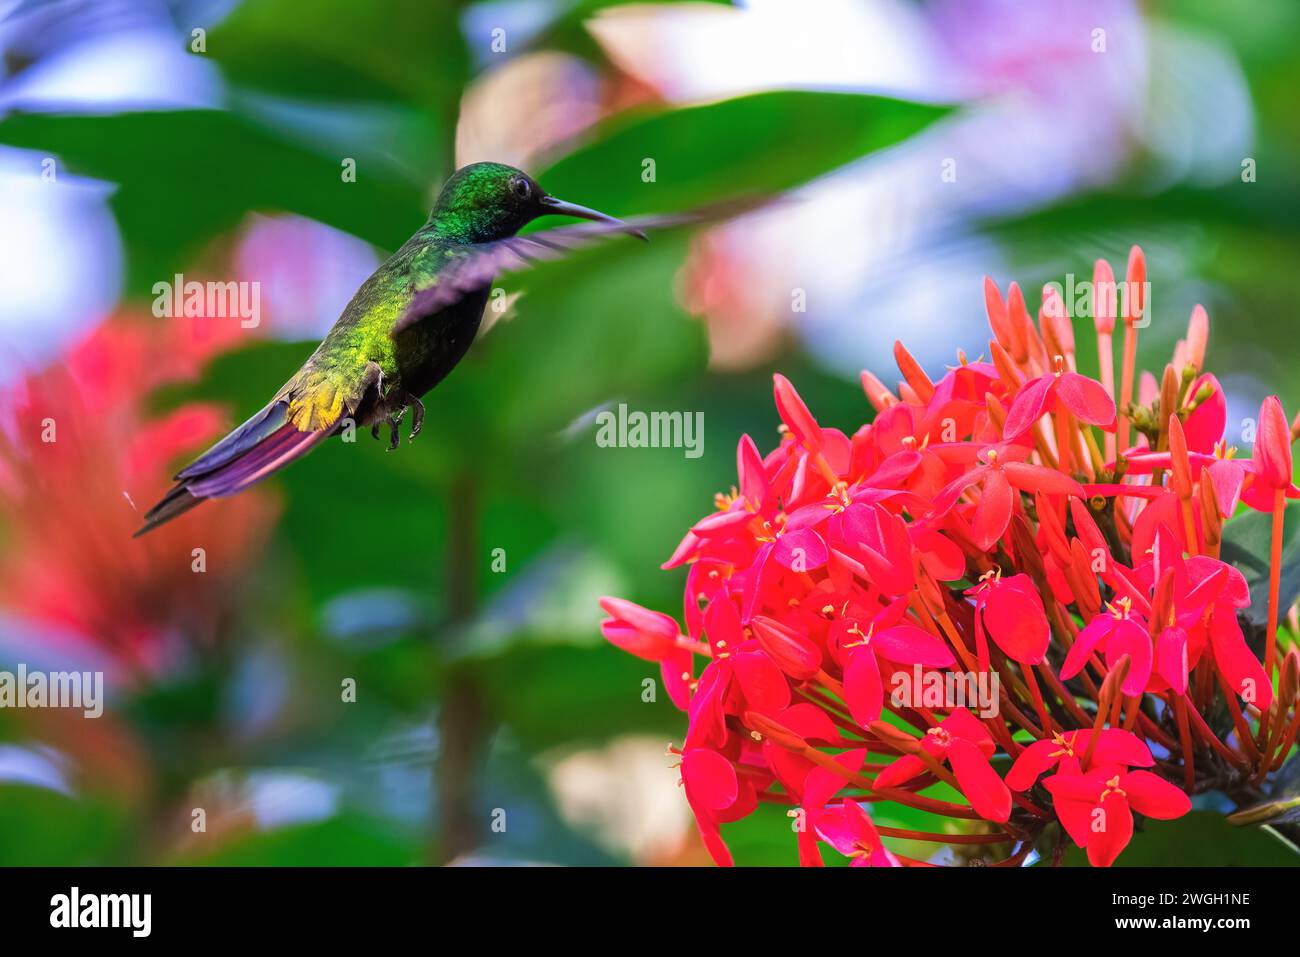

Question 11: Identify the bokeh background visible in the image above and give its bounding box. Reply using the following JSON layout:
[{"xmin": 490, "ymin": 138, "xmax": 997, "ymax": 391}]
[{"xmin": 0, "ymin": 0, "xmax": 1297, "ymax": 865}]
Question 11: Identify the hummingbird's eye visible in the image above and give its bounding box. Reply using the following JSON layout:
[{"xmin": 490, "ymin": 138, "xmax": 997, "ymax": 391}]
[{"xmin": 510, "ymin": 176, "xmax": 532, "ymax": 200}]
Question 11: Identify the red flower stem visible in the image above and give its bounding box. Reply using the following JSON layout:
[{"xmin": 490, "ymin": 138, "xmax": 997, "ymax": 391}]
[
  {"xmin": 860, "ymin": 789, "xmax": 987, "ymax": 821},
  {"xmin": 1266, "ymin": 487, "xmax": 1285, "ymax": 684},
  {"xmin": 1022, "ymin": 661, "xmax": 1055, "ymax": 736},
  {"xmin": 915, "ymin": 750, "xmax": 966, "ymax": 795},
  {"xmin": 1270, "ymin": 705, "xmax": 1300, "ymax": 771},
  {"xmin": 874, "ymin": 825, "xmax": 1012, "ymax": 845},
  {"xmin": 1172, "ymin": 694, "xmax": 1196, "ymax": 792},
  {"xmin": 792, "ymin": 742, "xmax": 983, "ymax": 819},
  {"xmin": 1031, "ymin": 423, "xmax": 1060, "ymax": 471},
  {"xmin": 991, "ymin": 840, "xmax": 1038, "ymax": 867},
  {"xmin": 1187, "ymin": 686, "xmax": 1253, "ymax": 768},
  {"xmin": 1099, "ymin": 328, "xmax": 1116, "ymax": 461},
  {"xmin": 794, "ymin": 687, "xmax": 885, "ymax": 739},
  {"xmin": 811, "ymin": 452, "xmax": 841, "ymax": 488},
  {"xmin": 1181, "ymin": 498, "xmax": 1199, "ymax": 556},
  {"xmin": 1055, "ymin": 409, "xmax": 1073, "ymax": 478},
  {"xmin": 1213, "ymin": 669, "xmax": 1261, "ymax": 760},
  {"xmin": 1078, "ymin": 425, "xmax": 1102, "ymax": 481},
  {"xmin": 1036, "ymin": 662, "xmax": 1096, "ymax": 728},
  {"xmin": 676, "ymin": 635, "xmax": 712, "ymax": 656},
  {"xmin": 1011, "ymin": 791, "xmax": 1053, "ymax": 819},
  {"xmin": 1082, "ymin": 691, "xmax": 1110, "ymax": 768},
  {"xmin": 1107, "ymin": 687, "xmax": 1124, "ymax": 728},
  {"xmin": 1193, "ymin": 654, "xmax": 1214, "ymax": 713},
  {"xmin": 931, "ymin": 609, "xmax": 1031, "ymax": 752},
  {"xmin": 1118, "ymin": 321, "xmax": 1138, "ymax": 453},
  {"xmin": 1122, "ymin": 693, "xmax": 1142, "ymax": 732}
]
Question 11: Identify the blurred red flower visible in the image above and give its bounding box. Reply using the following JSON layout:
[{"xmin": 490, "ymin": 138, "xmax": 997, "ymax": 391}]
[{"xmin": 0, "ymin": 312, "xmax": 276, "ymax": 675}]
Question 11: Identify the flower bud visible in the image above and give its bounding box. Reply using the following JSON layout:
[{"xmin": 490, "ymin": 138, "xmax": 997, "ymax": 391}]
[
  {"xmin": 860, "ymin": 369, "xmax": 896, "ymax": 411},
  {"xmin": 1167, "ymin": 413, "xmax": 1193, "ymax": 500},
  {"xmin": 1093, "ymin": 258, "xmax": 1117, "ymax": 335},
  {"xmin": 984, "ymin": 276, "xmax": 1014, "ymax": 352},
  {"xmin": 773, "ymin": 374, "xmax": 823, "ymax": 454},
  {"xmin": 1186, "ymin": 304, "xmax": 1208, "ymax": 370},
  {"xmin": 1123, "ymin": 245, "xmax": 1146, "ymax": 327},
  {"xmin": 893, "ymin": 340, "xmax": 935, "ymax": 404},
  {"xmin": 1254, "ymin": 396, "xmax": 1293, "ymax": 489}
]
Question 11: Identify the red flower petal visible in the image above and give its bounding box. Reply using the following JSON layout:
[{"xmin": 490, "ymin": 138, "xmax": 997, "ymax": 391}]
[
  {"xmin": 947, "ymin": 737, "xmax": 1011, "ymax": 822},
  {"xmin": 802, "ymin": 748, "xmax": 867, "ymax": 810},
  {"xmin": 872, "ymin": 754, "xmax": 926, "ymax": 790},
  {"xmin": 844, "ymin": 647, "xmax": 884, "ymax": 727},
  {"xmin": 1002, "ymin": 374, "xmax": 1054, "ymax": 439},
  {"xmin": 737, "ymin": 433, "xmax": 768, "ymax": 506},
  {"xmin": 981, "ymin": 574, "xmax": 1050, "ymax": 664},
  {"xmin": 1090, "ymin": 729, "xmax": 1155, "ymax": 769},
  {"xmin": 1209, "ymin": 609, "xmax": 1273, "ymax": 712},
  {"xmin": 1061, "ymin": 614, "xmax": 1113, "ymax": 679},
  {"xmin": 1106, "ymin": 618, "xmax": 1153, "ymax": 696},
  {"xmin": 1087, "ymin": 792, "xmax": 1133, "ymax": 867},
  {"xmin": 1003, "ymin": 461, "xmax": 1085, "ymax": 498},
  {"xmin": 1121, "ymin": 770, "xmax": 1192, "ymax": 819},
  {"xmin": 1182, "ymin": 374, "xmax": 1225, "ymax": 453},
  {"xmin": 774, "ymin": 527, "xmax": 829, "ymax": 571},
  {"xmin": 972, "ymin": 468, "xmax": 1014, "ymax": 550},
  {"xmin": 731, "ymin": 651, "xmax": 791, "ymax": 714},
  {"xmin": 1057, "ymin": 372, "xmax": 1117, "ymax": 428},
  {"xmin": 872, "ymin": 623, "xmax": 956, "ymax": 667},
  {"xmin": 681, "ymin": 747, "xmax": 738, "ymax": 812},
  {"xmin": 1006, "ymin": 739, "xmax": 1063, "ymax": 791},
  {"xmin": 661, "ymin": 650, "xmax": 694, "ymax": 710},
  {"xmin": 750, "ymin": 615, "xmax": 822, "ymax": 680}
]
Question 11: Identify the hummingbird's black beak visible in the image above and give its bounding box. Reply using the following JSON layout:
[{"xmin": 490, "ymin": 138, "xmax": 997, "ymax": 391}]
[{"xmin": 539, "ymin": 195, "xmax": 647, "ymax": 240}]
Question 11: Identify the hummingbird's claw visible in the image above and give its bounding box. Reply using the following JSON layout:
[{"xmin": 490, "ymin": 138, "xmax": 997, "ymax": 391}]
[
  {"xmin": 386, "ymin": 419, "xmax": 400, "ymax": 451},
  {"xmin": 407, "ymin": 396, "xmax": 425, "ymax": 443}
]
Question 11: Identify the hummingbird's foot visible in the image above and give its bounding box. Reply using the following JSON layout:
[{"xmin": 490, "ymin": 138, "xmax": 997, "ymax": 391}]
[
  {"xmin": 386, "ymin": 418, "xmax": 400, "ymax": 451},
  {"xmin": 371, "ymin": 422, "xmax": 382, "ymax": 441},
  {"xmin": 407, "ymin": 396, "xmax": 424, "ymax": 442}
]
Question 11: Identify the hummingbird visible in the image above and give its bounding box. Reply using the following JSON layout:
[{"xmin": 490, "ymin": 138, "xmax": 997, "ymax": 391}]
[{"xmin": 135, "ymin": 161, "xmax": 665, "ymax": 536}]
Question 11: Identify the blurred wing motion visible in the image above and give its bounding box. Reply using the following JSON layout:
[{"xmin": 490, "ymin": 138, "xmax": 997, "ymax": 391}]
[{"xmin": 392, "ymin": 196, "xmax": 769, "ymax": 336}]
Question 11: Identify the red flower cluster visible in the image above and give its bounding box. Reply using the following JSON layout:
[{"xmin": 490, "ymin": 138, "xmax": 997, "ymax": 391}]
[{"xmin": 601, "ymin": 247, "xmax": 1300, "ymax": 866}]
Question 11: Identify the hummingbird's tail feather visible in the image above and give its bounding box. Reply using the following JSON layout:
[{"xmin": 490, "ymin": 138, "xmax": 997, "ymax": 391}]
[
  {"xmin": 174, "ymin": 399, "xmax": 290, "ymax": 480},
  {"xmin": 133, "ymin": 483, "xmax": 205, "ymax": 538},
  {"xmin": 134, "ymin": 416, "xmax": 331, "ymax": 537}
]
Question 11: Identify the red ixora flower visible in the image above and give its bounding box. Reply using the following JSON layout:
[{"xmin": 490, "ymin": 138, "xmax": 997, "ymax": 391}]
[
  {"xmin": 1043, "ymin": 766, "xmax": 1191, "ymax": 867},
  {"xmin": 600, "ymin": 246, "xmax": 1298, "ymax": 868}
]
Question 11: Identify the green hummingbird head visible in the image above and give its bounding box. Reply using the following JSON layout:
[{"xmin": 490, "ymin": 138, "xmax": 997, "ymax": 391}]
[{"xmin": 430, "ymin": 161, "xmax": 631, "ymax": 243}]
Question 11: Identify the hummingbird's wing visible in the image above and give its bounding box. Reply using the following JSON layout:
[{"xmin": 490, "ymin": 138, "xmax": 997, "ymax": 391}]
[{"xmin": 391, "ymin": 197, "xmax": 766, "ymax": 337}]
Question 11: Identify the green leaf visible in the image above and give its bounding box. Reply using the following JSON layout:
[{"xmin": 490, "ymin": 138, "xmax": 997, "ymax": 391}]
[
  {"xmin": 537, "ymin": 91, "xmax": 953, "ymax": 215},
  {"xmin": 205, "ymin": 0, "xmax": 469, "ymax": 109},
  {"xmin": 1053, "ymin": 811, "xmax": 1300, "ymax": 866},
  {"xmin": 0, "ymin": 785, "xmax": 127, "ymax": 865},
  {"xmin": 483, "ymin": 645, "xmax": 682, "ymax": 754},
  {"xmin": 1220, "ymin": 501, "xmax": 1300, "ymax": 628},
  {"xmin": 0, "ymin": 109, "xmax": 426, "ymax": 295}
]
